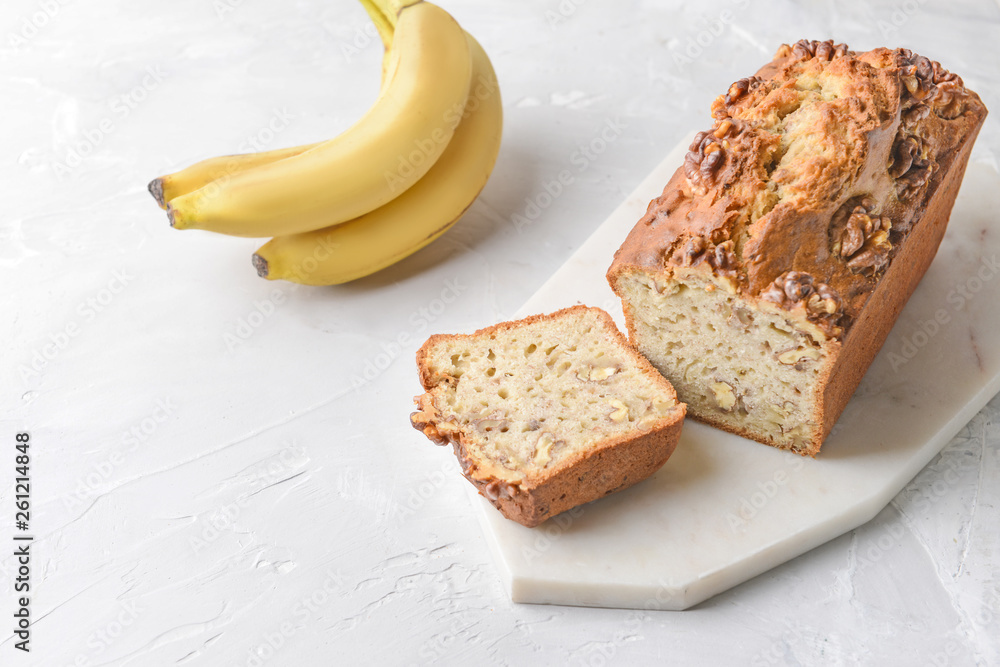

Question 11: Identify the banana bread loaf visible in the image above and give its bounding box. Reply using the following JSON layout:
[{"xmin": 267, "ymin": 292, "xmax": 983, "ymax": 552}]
[
  {"xmin": 607, "ymin": 40, "xmax": 987, "ymax": 456},
  {"xmin": 410, "ymin": 306, "xmax": 686, "ymax": 527}
]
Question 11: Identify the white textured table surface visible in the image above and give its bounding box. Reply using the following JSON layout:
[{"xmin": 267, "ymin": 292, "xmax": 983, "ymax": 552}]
[{"xmin": 3, "ymin": 0, "xmax": 999, "ymax": 665}]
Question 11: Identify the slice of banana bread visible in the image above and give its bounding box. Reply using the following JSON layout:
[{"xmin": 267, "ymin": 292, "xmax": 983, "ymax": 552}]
[
  {"xmin": 410, "ymin": 306, "xmax": 686, "ymax": 527},
  {"xmin": 608, "ymin": 40, "xmax": 987, "ymax": 456}
]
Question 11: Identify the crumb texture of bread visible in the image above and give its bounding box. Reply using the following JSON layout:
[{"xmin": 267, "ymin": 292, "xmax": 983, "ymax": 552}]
[
  {"xmin": 411, "ymin": 306, "xmax": 685, "ymax": 527},
  {"xmin": 608, "ymin": 40, "xmax": 987, "ymax": 455}
]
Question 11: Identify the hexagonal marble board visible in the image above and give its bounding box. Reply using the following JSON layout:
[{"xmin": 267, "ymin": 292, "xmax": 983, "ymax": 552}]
[{"xmin": 471, "ymin": 135, "xmax": 1000, "ymax": 610}]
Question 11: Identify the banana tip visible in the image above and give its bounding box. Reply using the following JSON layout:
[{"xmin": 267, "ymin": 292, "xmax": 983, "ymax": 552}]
[
  {"xmin": 252, "ymin": 253, "xmax": 269, "ymax": 278},
  {"xmin": 148, "ymin": 178, "xmax": 165, "ymax": 208},
  {"xmin": 166, "ymin": 204, "xmax": 178, "ymax": 228}
]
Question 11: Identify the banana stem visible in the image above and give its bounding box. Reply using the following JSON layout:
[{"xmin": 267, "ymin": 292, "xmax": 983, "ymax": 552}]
[
  {"xmin": 368, "ymin": 0, "xmax": 422, "ymax": 25},
  {"xmin": 358, "ymin": 0, "xmax": 393, "ymax": 49}
]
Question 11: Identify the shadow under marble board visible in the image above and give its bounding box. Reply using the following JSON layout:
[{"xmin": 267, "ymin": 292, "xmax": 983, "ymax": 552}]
[{"xmin": 470, "ymin": 133, "xmax": 1000, "ymax": 610}]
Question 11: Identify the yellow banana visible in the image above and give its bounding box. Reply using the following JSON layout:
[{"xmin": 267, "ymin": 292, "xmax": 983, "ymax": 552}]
[
  {"xmin": 149, "ymin": 1, "xmax": 400, "ymax": 211},
  {"xmin": 360, "ymin": 0, "xmax": 393, "ymax": 55},
  {"xmin": 253, "ymin": 34, "xmax": 502, "ymax": 285},
  {"xmin": 167, "ymin": 1, "xmax": 472, "ymax": 237},
  {"xmin": 149, "ymin": 145, "xmax": 316, "ymax": 210}
]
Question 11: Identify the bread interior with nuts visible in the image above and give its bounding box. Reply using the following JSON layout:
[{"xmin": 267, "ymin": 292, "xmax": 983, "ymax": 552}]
[
  {"xmin": 609, "ymin": 40, "xmax": 987, "ymax": 455},
  {"xmin": 411, "ymin": 306, "xmax": 685, "ymax": 527},
  {"xmin": 614, "ymin": 272, "xmax": 829, "ymax": 454}
]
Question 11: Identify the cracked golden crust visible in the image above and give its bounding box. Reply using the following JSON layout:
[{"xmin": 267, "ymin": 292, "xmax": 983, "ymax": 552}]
[
  {"xmin": 410, "ymin": 306, "xmax": 686, "ymax": 527},
  {"xmin": 608, "ymin": 41, "xmax": 988, "ymax": 341}
]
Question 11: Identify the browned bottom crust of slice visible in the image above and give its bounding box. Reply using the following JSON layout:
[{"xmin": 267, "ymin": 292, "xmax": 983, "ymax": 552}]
[{"xmin": 412, "ymin": 392, "xmax": 684, "ymax": 527}]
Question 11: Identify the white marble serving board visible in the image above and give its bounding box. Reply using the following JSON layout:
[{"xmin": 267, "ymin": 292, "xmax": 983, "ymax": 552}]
[{"xmin": 472, "ymin": 135, "xmax": 1000, "ymax": 610}]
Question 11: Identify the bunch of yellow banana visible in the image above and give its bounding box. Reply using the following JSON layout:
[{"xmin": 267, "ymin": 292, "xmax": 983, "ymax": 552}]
[{"xmin": 148, "ymin": 0, "xmax": 502, "ymax": 285}]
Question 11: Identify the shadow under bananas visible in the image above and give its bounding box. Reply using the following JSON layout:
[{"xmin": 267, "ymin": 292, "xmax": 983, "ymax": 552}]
[{"xmin": 313, "ymin": 140, "xmax": 545, "ymax": 293}]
